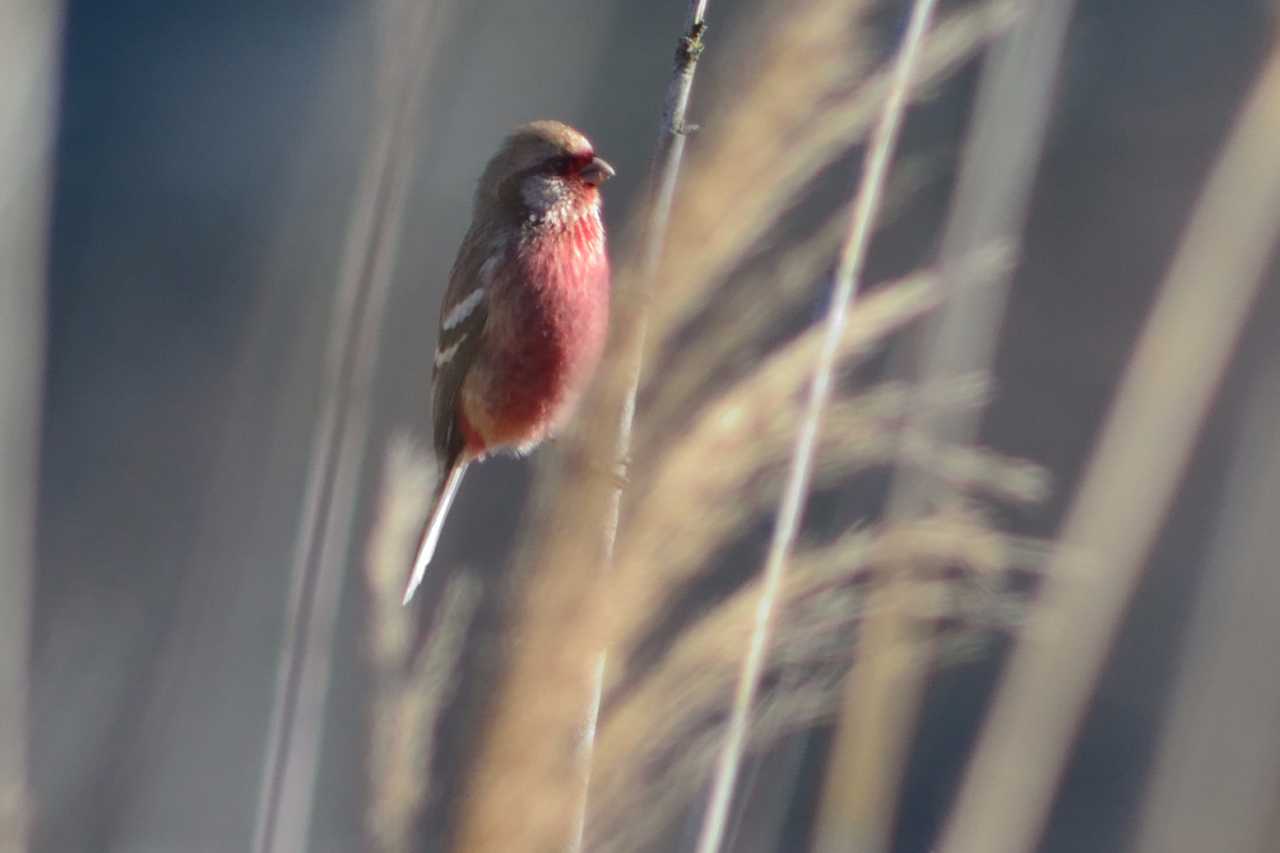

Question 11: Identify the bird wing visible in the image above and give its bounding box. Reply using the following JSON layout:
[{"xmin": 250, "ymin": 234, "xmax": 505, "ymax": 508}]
[{"xmin": 431, "ymin": 228, "xmax": 494, "ymax": 464}]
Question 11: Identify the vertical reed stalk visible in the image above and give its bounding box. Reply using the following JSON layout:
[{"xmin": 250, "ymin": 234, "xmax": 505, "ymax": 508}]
[
  {"xmin": 252, "ymin": 3, "xmax": 446, "ymax": 850},
  {"xmin": 692, "ymin": 2, "xmax": 940, "ymax": 851},
  {"xmin": 1128, "ymin": 355, "xmax": 1280, "ymax": 853},
  {"xmin": 0, "ymin": 1, "xmax": 62, "ymax": 849},
  {"xmin": 569, "ymin": 3, "xmax": 712, "ymax": 851},
  {"xmin": 812, "ymin": 1, "xmax": 1076, "ymax": 849},
  {"xmin": 937, "ymin": 37, "xmax": 1280, "ymax": 853}
]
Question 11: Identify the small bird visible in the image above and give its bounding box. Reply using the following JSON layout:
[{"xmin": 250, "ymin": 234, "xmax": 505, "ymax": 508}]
[{"xmin": 403, "ymin": 120, "xmax": 615, "ymax": 604}]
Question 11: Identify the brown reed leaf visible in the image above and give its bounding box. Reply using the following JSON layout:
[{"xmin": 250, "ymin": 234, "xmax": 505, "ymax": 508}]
[{"xmin": 587, "ymin": 515, "xmax": 1038, "ymax": 852}]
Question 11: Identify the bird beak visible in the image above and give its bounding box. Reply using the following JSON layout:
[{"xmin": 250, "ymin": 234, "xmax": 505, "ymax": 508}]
[{"xmin": 580, "ymin": 155, "xmax": 616, "ymax": 187}]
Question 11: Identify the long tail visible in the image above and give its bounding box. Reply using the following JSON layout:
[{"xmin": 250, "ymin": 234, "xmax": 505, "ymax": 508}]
[{"xmin": 403, "ymin": 456, "xmax": 468, "ymax": 604}]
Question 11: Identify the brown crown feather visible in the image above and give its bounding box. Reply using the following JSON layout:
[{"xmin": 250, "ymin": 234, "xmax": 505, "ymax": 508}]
[{"xmin": 474, "ymin": 120, "xmax": 595, "ymax": 204}]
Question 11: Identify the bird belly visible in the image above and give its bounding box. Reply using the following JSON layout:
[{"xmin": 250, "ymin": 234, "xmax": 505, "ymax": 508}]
[{"xmin": 462, "ymin": 241, "xmax": 608, "ymax": 453}]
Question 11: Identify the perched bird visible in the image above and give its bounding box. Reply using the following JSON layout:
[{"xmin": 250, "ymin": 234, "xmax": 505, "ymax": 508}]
[{"xmin": 403, "ymin": 120, "xmax": 615, "ymax": 604}]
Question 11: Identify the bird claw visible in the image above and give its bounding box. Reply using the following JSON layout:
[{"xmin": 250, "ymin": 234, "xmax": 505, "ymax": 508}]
[
  {"xmin": 589, "ymin": 456, "xmax": 631, "ymax": 491},
  {"xmin": 611, "ymin": 457, "xmax": 630, "ymax": 490}
]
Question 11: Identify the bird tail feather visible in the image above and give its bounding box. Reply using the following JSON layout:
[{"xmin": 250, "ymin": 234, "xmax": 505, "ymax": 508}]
[{"xmin": 403, "ymin": 457, "xmax": 468, "ymax": 604}]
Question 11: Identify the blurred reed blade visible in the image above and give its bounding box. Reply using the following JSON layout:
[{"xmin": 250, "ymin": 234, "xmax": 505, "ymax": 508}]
[
  {"xmin": 571, "ymin": 3, "xmax": 713, "ymax": 851},
  {"xmin": 692, "ymin": 1, "xmax": 941, "ymax": 850},
  {"xmin": 365, "ymin": 441, "xmax": 480, "ymax": 853},
  {"xmin": 0, "ymin": 1, "xmax": 62, "ymax": 848},
  {"xmin": 251, "ymin": 3, "xmax": 448, "ymax": 851},
  {"xmin": 648, "ymin": 0, "xmax": 1020, "ymax": 349},
  {"xmin": 450, "ymin": 1, "xmax": 1027, "ymax": 850},
  {"xmin": 813, "ymin": 0, "xmax": 1079, "ymax": 848},
  {"xmin": 607, "ymin": 309, "xmax": 1049, "ymax": 677},
  {"xmin": 607, "ymin": 277, "xmax": 942, "ymax": 674},
  {"xmin": 587, "ymin": 517, "xmax": 1036, "ymax": 853},
  {"xmin": 937, "ymin": 36, "xmax": 1280, "ymax": 853},
  {"xmin": 640, "ymin": 155, "xmax": 943, "ymax": 442},
  {"xmin": 1129, "ymin": 339, "xmax": 1280, "ymax": 853}
]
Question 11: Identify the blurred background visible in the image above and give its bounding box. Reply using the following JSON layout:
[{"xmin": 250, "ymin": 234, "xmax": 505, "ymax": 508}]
[{"xmin": 10, "ymin": 0, "xmax": 1280, "ymax": 851}]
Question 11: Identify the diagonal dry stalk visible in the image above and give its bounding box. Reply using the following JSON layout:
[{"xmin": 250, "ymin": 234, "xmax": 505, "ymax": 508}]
[
  {"xmin": 647, "ymin": 0, "xmax": 1021, "ymax": 352},
  {"xmin": 606, "ymin": 280, "xmax": 1048, "ymax": 674},
  {"xmin": 692, "ymin": 1, "xmax": 941, "ymax": 849},
  {"xmin": 450, "ymin": 3, "xmax": 872, "ymax": 850},
  {"xmin": 449, "ymin": 3, "xmax": 1034, "ymax": 851},
  {"xmin": 937, "ymin": 35, "xmax": 1280, "ymax": 853},
  {"xmin": 638, "ymin": 155, "xmax": 943, "ymax": 443},
  {"xmin": 587, "ymin": 515, "xmax": 1041, "ymax": 853},
  {"xmin": 1128, "ymin": 356, "xmax": 1280, "ymax": 853},
  {"xmin": 812, "ymin": 0, "xmax": 1078, "ymax": 848}
]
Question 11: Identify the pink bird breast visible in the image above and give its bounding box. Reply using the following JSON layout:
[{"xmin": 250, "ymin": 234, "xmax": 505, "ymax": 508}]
[{"xmin": 465, "ymin": 209, "xmax": 609, "ymax": 452}]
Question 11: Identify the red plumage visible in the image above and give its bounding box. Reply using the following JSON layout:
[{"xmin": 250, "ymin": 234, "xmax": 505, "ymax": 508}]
[
  {"xmin": 403, "ymin": 121, "xmax": 614, "ymax": 603},
  {"xmin": 460, "ymin": 210, "xmax": 609, "ymax": 452}
]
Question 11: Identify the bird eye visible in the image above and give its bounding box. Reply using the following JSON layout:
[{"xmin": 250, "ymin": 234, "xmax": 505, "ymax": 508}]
[{"xmin": 547, "ymin": 153, "xmax": 594, "ymax": 176}]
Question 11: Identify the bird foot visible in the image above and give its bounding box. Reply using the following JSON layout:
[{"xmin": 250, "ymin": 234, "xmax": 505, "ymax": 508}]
[{"xmin": 589, "ymin": 455, "xmax": 630, "ymax": 491}]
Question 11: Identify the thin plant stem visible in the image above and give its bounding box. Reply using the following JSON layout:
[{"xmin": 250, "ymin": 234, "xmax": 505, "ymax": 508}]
[
  {"xmin": 692, "ymin": 2, "xmax": 941, "ymax": 851},
  {"xmin": 251, "ymin": 3, "xmax": 445, "ymax": 851},
  {"xmin": 0, "ymin": 1, "xmax": 62, "ymax": 848},
  {"xmin": 568, "ymin": 3, "xmax": 712, "ymax": 851},
  {"xmin": 811, "ymin": 1, "xmax": 1078, "ymax": 850},
  {"xmin": 936, "ymin": 39, "xmax": 1280, "ymax": 853}
]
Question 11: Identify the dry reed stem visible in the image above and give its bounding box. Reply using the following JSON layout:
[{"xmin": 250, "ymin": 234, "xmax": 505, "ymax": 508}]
[
  {"xmin": 937, "ymin": 38, "xmax": 1280, "ymax": 853},
  {"xmin": 639, "ymin": 213, "xmax": 850, "ymax": 444},
  {"xmin": 647, "ymin": 0, "xmax": 1021, "ymax": 349},
  {"xmin": 451, "ymin": 3, "xmax": 1024, "ymax": 850},
  {"xmin": 641, "ymin": 158, "xmax": 942, "ymax": 442},
  {"xmin": 588, "ymin": 516, "xmax": 1031, "ymax": 853},
  {"xmin": 573, "ymin": 3, "xmax": 714, "ymax": 849},
  {"xmin": 608, "ymin": 279, "xmax": 939, "ymax": 662},
  {"xmin": 608, "ymin": 378, "xmax": 1047, "ymax": 677},
  {"xmin": 638, "ymin": 237, "xmax": 1012, "ymax": 471},
  {"xmin": 626, "ymin": 242, "xmax": 1019, "ymax": 593},
  {"xmin": 253, "ymin": 1, "xmax": 449, "ymax": 850},
  {"xmin": 641, "ymin": 0, "xmax": 872, "ymax": 339},
  {"xmin": 1128, "ymin": 358, "xmax": 1280, "ymax": 853},
  {"xmin": 815, "ymin": 0, "xmax": 1080, "ymax": 844},
  {"xmin": 451, "ymin": 5, "xmax": 862, "ymax": 847},
  {"xmin": 451, "ymin": 228, "xmax": 931, "ymax": 853},
  {"xmin": 365, "ymin": 442, "xmax": 480, "ymax": 853},
  {"xmin": 0, "ymin": 0, "xmax": 61, "ymax": 847},
  {"xmin": 693, "ymin": 0, "xmax": 940, "ymax": 845}
]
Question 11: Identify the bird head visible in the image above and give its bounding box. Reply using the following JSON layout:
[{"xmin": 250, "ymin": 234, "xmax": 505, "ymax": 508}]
[{"xmin": 475, "ymin": 120, "xmax": 615, "ymax": 227}]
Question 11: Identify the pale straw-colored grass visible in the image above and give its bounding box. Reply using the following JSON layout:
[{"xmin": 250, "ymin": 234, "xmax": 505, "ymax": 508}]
[
  {"xmin": 588, "ymin": 515, "xmax": 1040, "ymax": 853},
  {"xmin": 640, "ymin": 156, "xmax": 943, "ymax": 441},
  {"xmin": 0, "ymin": 0, "xmax": 62, "ymax": 846},
  {"xmin": 607, "ymin": 361, "xmax": 1046, "ymax": 681},
  {"xmin": 937, "ymin": 37, "xmax": 1280, "ymax": 853},
  {"xmin": 365, "ymin": 441, "xmax": 480, "ymax": 853},
  {"xmin": 645, "ymin": 0, "xmax": 1021, "ymax": 349},
  {"xmin": 254, "ymin": 1, "xmax": 452, "ymax": 850},
  {"xmin": 448, "ymin": 2, "xmax": 1041, "ymax": 850}
]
